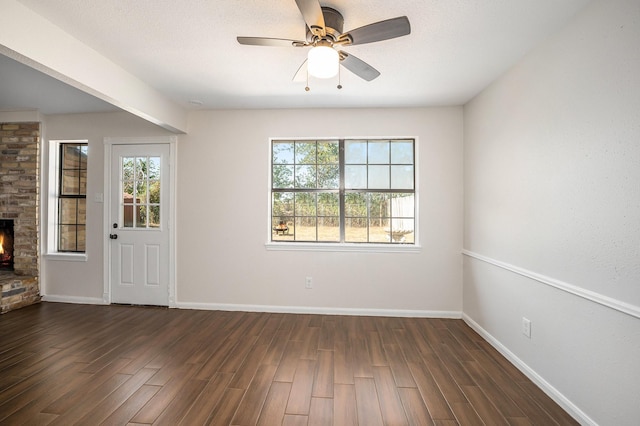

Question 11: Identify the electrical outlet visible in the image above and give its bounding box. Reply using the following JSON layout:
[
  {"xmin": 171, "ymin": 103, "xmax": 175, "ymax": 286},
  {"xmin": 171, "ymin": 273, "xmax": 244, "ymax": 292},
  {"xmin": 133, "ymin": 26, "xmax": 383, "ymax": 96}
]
[
  {"xmin": 305, "ymin": 276, "xmax": 313, "ymax": 289},
  {"xmin": 522, "ymin": 317, "xmax": 531, "ymax": 338}
]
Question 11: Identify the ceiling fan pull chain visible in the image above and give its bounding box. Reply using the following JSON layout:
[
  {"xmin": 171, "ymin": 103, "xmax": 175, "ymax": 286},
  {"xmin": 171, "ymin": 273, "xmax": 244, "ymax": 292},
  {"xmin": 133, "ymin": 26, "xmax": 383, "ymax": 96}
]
[
  {"xmin": 337, "ymin": 65, "xmax": 342, "ymax": 90},
  {"xmin": 305, "ymin": 67, "xmax": 310, "ymax": 91}
]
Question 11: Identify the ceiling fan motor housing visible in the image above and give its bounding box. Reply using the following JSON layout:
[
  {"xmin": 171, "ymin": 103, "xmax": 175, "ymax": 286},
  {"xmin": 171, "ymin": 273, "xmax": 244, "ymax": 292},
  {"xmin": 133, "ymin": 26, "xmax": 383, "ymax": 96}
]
[{"xmin": 306, "ymin": 7, "xmax": 344, "ymax": 42}]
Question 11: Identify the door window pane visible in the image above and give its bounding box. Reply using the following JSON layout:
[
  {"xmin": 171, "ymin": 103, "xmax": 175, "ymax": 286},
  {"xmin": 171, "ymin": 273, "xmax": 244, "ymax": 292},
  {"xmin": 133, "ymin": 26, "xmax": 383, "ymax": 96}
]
[{"xmin": 121, "ymin": 156, "xmax": 161, "ymax": 229}]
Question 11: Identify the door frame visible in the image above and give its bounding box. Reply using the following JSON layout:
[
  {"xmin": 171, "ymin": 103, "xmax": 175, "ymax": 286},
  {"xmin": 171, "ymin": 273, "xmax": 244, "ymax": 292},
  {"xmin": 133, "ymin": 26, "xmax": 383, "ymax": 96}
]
[{"xmin": 102, "ymin": 136, "xmax": 177, "ymax": 307}]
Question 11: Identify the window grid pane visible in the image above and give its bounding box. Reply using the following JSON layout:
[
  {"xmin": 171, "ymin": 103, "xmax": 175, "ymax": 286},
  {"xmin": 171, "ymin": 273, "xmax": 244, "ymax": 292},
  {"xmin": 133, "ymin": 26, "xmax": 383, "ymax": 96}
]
[
  {"xmin": 58, "ymin": 143, "xmax": 87, "ymax": 253},
  {"xmin": 272, "ymin": 139, "xmax": 414, "ymax": 244},
  {"xmin": 121, "ymin": 156, "xmax": 161, "ymax": 229}
]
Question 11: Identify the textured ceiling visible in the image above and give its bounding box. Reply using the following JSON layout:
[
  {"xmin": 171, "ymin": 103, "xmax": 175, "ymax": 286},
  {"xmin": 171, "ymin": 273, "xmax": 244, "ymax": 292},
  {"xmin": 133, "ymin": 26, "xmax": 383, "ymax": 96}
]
[{"xmin": 1, "ymin": 0, "xmax": 591, "ymax": 114}]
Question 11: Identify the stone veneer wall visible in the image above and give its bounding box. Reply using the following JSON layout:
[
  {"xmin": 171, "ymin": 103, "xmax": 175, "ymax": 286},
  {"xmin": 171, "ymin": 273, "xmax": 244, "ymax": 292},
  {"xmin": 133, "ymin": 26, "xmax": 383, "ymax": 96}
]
[{"xmin": 0, "ymin": 122, "xmax": 40, "ymax": 313}]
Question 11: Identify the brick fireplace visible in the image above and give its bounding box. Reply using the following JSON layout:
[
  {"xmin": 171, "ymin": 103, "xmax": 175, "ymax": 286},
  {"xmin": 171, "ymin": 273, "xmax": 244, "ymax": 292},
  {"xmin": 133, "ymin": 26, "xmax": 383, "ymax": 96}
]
[{"xmin": 0, "ymin": 122, "xmax": 40, "ymax": 314}]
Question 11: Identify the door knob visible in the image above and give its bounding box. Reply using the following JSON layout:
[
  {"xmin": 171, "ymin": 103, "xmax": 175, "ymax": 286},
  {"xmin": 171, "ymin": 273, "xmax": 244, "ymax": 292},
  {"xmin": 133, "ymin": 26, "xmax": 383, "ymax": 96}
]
[{"xmin": 109, "ymin": 234, "xmax": 118, "ymax": 239}]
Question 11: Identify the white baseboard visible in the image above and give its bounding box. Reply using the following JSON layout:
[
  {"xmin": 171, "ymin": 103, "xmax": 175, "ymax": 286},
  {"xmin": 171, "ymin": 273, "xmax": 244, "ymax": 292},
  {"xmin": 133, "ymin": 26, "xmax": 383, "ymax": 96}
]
[
  {"xmin": 42, "ymin": 295, "xmax": 462, "ymax": 319},
  {"xmin": 462, "ymin": 313, "xmax": 596, "ymax": 426},
  {"xmin": 41, "ymin": 294, "xmax": 107, "ymax": 305},
  {"xmin": 39, "ymin": 296, "xmax": 460, "ymax": 318},
  {"xmin": 176, "ymin": 301, "xmax": 462, "ymax": 318}
]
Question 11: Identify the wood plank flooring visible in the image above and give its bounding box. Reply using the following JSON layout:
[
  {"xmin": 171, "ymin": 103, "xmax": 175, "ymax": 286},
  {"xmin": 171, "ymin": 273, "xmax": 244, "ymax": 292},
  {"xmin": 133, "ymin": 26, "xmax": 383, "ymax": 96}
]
[{"xmin": 0, "ymin": 302, "xmax": 578, "ymax": 425}]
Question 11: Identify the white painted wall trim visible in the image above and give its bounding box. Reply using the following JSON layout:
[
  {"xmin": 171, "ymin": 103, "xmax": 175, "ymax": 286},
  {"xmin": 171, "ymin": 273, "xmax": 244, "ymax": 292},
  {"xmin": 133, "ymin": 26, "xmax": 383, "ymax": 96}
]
[
  {"xmin": 462, "ymin": 250, "xmax": 640, "ymax": 320},
  {"xmin": 462, "ymin": 313, "xmax": 595, "ymax": 426},
  {"xmin": 41, "ymin": 294, "xmax": 107, "ymax": 305},
  {"xmin": 177, "ymin": 302, "xmax": 461, "ymax": 318},
  {"xmin": 265, "ymin": 242, "xmax": 421, "ymax": 253}
]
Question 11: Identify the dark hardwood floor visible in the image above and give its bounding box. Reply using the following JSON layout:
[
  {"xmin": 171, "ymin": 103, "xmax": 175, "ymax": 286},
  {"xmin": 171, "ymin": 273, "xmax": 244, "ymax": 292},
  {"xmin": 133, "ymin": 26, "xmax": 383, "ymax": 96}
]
[{"xmin": 0, "ymin": 302, "xmax": 578, "ymax": 425}]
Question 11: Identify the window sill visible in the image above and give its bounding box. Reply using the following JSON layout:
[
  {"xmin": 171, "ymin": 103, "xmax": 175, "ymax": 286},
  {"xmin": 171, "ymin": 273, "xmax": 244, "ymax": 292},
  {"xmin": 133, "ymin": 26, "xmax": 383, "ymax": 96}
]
[
  {"xmin": 44, "ymin": 253, "xmax": 88, "ymax": 262},
  {"xmin": 265, "ymin": 242, "xmax": 421, "ymax": 253}
]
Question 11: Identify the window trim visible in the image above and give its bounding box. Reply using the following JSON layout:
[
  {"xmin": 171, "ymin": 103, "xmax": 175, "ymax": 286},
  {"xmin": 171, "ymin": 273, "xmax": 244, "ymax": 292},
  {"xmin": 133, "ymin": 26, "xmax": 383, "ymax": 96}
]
[
  {"xmin": 265, "ymin": 241, "xmax": 421, "ymax": 253},
  {"xmin": 266, "ymin": 137, "xmax": 420, "ymax": 252},
  {"xmin": 45, "ymin": 140, "xmax": 89, "ymax": 261}
]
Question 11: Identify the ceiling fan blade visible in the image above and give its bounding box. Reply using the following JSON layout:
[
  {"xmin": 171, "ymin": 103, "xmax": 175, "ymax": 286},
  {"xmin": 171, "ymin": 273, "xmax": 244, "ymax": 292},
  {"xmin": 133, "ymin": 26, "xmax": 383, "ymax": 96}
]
[
  {"xmin": 295, "ymin": 0, "xmax": 326, "ymax": 37},
  {"xmin": 237, "ymin": 37, "xmax": 304, "ymax": 47},
  {"xmin": 339, "ymin": 51, "xmax": 380, "ymax": 81},
  {"xmin": 341, "ymin": 16, "xmax": 410, "ymax": 46},
  {"xmin": 293, "ymin": 59, "xmax": 308, "ymax": 82}
]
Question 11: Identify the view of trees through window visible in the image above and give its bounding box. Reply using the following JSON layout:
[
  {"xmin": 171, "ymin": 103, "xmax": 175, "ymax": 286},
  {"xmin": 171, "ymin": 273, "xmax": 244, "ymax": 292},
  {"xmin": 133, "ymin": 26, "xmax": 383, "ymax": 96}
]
[
  {"xmin": 272, "ymin": 139, "xmax": 415, "ymax": 244},
  {"xmin": 121, "ymin": 156, "xmax": 161, "ymax": 228}
]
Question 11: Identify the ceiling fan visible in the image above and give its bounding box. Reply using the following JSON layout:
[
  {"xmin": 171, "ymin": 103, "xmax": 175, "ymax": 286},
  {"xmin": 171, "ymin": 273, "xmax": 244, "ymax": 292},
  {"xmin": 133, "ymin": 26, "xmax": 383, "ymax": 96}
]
[{"xmin": 237, "ymin": 0, "xmax": 410, "ymax": 86}]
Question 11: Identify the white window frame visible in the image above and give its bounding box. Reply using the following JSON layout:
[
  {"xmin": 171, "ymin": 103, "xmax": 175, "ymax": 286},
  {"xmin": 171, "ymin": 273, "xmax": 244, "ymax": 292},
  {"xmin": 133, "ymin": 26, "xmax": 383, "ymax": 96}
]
[
  {"xmin": 44, "ymin": 139, "xmax": 88, "ymax": 261},
  {"xmin": 265, "ymin": 137, "xmax": 421, "ymax": 253}
]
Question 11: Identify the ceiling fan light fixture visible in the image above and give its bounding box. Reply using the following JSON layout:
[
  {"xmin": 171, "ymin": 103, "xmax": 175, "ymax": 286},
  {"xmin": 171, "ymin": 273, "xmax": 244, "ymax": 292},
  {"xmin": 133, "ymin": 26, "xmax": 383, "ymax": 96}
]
[{"xmin": 307, "ymin": 45, "xmax": 339, "ymax": 78}]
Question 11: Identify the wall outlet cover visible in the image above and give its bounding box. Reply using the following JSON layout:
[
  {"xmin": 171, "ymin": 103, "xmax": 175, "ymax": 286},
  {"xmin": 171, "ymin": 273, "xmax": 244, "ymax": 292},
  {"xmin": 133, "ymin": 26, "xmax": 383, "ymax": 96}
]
[{"xmin": 522, "ymin": 317, "xmax": 532, "ymax": 338}]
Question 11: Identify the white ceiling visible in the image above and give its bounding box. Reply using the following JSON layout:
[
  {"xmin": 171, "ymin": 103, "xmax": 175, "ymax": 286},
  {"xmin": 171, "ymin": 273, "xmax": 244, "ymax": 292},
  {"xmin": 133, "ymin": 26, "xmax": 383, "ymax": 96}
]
[{"xmin": 1, "ymin": 0, "xmax": 591, "ymax": 115}]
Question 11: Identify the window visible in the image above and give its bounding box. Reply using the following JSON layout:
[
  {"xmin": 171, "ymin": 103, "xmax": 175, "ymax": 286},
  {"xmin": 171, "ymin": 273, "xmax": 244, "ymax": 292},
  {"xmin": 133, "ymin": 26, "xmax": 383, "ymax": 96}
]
[
  {"xmin": 57, "ymin": 142, "xmax": 88, "ymax": 252},
  {"xmin": 271, "ymin": 139, "xmax": 415, "ymax": 244},
  {"xmin": 121, "ymin": 156, "xmax": 161, "ymax": 228}
]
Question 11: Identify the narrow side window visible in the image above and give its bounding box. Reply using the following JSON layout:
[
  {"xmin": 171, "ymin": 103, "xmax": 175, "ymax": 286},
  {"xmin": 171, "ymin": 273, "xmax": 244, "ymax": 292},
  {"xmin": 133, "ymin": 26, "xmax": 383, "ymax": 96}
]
[{"xmin": 56, "ymin": 142, "xmax": 88, "ymax": 252}]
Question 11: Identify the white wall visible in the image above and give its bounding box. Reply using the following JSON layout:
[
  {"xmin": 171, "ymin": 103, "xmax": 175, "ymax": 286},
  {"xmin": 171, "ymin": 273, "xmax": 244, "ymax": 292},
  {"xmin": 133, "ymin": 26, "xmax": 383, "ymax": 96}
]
[
  {"xmin": 41, "ymin": 111, "xmax": 173, "ymax": 301},
  {"xmin": 41, "ymin": 107, "xmax": 464, "ymax": 315},
  {"xmin": 177, "ymin": 108, "xmax": 463, "ymax": 314},
  {"xmin": 463, "ymin": 0, "xmax": 640, "ymax": 424}
]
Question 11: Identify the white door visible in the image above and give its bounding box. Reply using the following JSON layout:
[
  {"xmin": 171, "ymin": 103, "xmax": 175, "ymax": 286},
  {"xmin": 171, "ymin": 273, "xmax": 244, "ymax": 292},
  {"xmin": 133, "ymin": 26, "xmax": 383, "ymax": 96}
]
[{"xmin": 109, "ymin": 144, "xmax": 171, "ymax": 306}]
